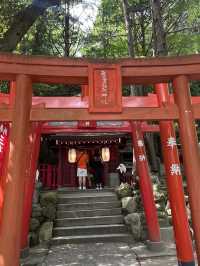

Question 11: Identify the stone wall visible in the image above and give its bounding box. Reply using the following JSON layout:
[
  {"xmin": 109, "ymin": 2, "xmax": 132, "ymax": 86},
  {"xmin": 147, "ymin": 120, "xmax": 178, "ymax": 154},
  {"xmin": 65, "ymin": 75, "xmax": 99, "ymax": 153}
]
[
  {"xmin": 116, "ymin": 175, "xmax": 169, "ymax": 241},
  {"xmin": 29, "ymin": 191, "xmax": 57, "ymax": 246}
]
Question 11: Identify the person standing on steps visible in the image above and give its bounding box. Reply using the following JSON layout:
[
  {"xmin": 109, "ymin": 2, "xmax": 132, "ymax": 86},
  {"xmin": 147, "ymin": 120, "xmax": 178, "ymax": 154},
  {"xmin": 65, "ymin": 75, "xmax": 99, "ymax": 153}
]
[
  {"xmin": 116, "ymin": 163, "xmax": 127, "ymax": 184},
  {"xmin": 90, "ymin": 150, "xmax": 103, "ymax": 191},
  {"xmin": 76, "ymin": 149, "xmax": 89, "ymax": 190}
]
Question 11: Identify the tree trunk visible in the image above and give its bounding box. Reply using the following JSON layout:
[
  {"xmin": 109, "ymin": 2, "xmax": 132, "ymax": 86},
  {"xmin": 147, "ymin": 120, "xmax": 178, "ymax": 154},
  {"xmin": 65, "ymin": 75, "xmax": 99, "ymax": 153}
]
[
  {"xmin": 151, "ymin": 0, "xmax": 168, "ymax": 56},
  {"xmin": 140, "ymin": 11, "xmax": 146, "ymax": 55},
  {"xmin": 64, "ymin": 0, "xmax": 70, "ymax": 57},
  {"xmin": 149, "ymin": 0, "xmax": 168, "ymax": 172},
  {"xmin": 121, "ymin": 0, "xmax": 135, "ymax": 57},
  {"xmin": 145, "ymin": 133, "xmax": 159, "ymax": 172},
  {"xmin": 0, "ymin": 0, "xmax": 60, "ymax": 52},
  {"xmin": 121, "ymin": 0, "xmax": 158, "ymax": 172}
]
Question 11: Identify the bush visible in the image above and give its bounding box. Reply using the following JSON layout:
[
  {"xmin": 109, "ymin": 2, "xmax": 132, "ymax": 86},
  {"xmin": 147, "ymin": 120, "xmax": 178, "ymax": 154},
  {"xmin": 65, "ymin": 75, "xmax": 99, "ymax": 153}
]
[
  {"xmin": 116, "ymin": 183, "xmax": 132, "ymax": 199},
  {"xmin": 40, "ymin": 192, "xmax": 57, "ymax": 207}
]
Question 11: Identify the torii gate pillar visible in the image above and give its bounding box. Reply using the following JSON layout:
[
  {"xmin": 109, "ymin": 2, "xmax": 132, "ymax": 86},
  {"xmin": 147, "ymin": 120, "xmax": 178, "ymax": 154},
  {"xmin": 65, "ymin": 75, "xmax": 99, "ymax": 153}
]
[
  {"xmin": 155, "ymin": 83, "xmax": 194, "ymax": 265},
  {"xmin": 174, "ymin": 75, "xmax": 200, "ymax": 265},
  {"xmin": 0, "ymin": 75, "xmax": 32, "ymax": 266},
  {"xmin": 131, "ymin": 121, "xmax": 161, "ymax": 245}
]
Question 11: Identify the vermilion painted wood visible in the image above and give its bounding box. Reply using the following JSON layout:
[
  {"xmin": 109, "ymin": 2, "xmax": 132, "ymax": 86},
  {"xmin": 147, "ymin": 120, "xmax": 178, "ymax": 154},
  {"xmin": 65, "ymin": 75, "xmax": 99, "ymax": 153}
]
[
  {"xmin": 41, "ymin": 127, "xmax": 159, "ymax": 133},
  {"xmin": 155, "ymin": 83, "xmax": 194, "ymax": 264},
  {"xmin": 131, "ymin": 121, "xmax": 161, "ymax": 242},
  {"xmin": 1, "ymin": 93, "xmax": 200, "ymax": 121},
  {"xmin": 88, "ymin": 64, "xmax": 122, "ymax": 113},
  {"xmin": 0, "ymin": 83, "xmax": 14, "ymax": 229},
  {"xmin": 3, "ymin": 104, "xmax": 200, "ymax": 122},
  {"xmin": 31, "ymin": 95, "xmax": 200, "ymax": 108},
  {"xmin": 21, "ymin": 123, "xmax": 42, "ymax": 250},
  {"xmin": 29, "ymin": 106, "xmax": 179, "ymax": 121},
  {"xmin": 0, "ymin": 53, "xmax": 200, "ymax": 84},
  {"xmin": 31, "ymin": 96, "xmax": 158, "ymax": 108},
  {"xmin": 81, "ymin": 85, "xmax": 89, "ymax": 98},
  {"xmin": 77, "ymin": 120, "xmax": 97, "ymax": 128},
  {"xmin": 1, "ymin": 95, "xmax": 200, "ymax": 122},
  {"xmin": 0, "ymin": 124, "xmax": 9, "ymax": 227},
  {"xmin": 42, "ymin": 121, "xmax": 160, "ymax": 133},
  {"xmin": 174, "ymin": 76, "xmax": 200, "ymax": 265},
  {"xmin": 0, "ymin": 75, "xmax": 32, "ymax": 266}
]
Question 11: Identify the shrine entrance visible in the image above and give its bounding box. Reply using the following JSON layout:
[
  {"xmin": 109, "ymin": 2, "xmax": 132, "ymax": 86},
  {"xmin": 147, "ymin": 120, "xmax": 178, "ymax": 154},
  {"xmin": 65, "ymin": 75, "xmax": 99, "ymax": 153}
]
[
  {"xmin": 0, "ymin": 53, "xmax": 200, "ymax": 266},
  {"xmin": 39, "ymin": 131, "xmax": 128, "ymax": 188}
]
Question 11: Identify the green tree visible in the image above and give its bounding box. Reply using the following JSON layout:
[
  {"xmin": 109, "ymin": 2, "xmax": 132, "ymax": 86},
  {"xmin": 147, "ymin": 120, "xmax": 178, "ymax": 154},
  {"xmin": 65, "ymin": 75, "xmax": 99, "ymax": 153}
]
[{"xmin": 0, "ymin": 0, "xmax": 60, "ymax": 52}]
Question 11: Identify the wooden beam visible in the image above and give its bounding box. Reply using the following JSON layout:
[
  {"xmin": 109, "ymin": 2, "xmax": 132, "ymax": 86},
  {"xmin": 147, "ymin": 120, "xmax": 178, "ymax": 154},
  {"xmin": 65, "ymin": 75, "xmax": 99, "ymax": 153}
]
[
  {"xmin": 1, "ymin": 104, "xmax": 200, "ymax": 122},
  {"xmin": 0, "ymin": 107, "xmax": 12, "ymax": 121},
  {"xmin": 1, "ymin": 53, "xmax": 200, "ymax": 84},
  {"xmin": 122, "ymin": 65, "xmax": 200, "ymax": 84},
  {"xmin": 191, "ymin": 104, "xmax": 200, "ymax": 119},
  {"xmin": 42, "ymin": 127, "xmax": 131, "ymax": 134},
  {"xmin": 30, "ymin": 106, "xmax": 179, "ymax": 121},
  {"xmin": 0, "ymin": 63, "xmax": 88, "ymax": 84}
]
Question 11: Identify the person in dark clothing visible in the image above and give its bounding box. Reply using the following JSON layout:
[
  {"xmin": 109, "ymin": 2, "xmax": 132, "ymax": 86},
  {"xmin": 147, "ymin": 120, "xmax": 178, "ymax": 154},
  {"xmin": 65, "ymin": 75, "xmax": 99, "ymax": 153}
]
[{"xmin": 90, "ymin": 151, "xmax": 103, "ymax": 190}]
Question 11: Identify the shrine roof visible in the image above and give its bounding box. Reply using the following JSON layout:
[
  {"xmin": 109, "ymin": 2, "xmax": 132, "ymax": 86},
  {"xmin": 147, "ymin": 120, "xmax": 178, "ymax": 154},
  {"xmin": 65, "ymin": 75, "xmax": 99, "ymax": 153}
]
[{"xmin": 46, "ymin": 132, "xmax": 129, "ymax": 145}]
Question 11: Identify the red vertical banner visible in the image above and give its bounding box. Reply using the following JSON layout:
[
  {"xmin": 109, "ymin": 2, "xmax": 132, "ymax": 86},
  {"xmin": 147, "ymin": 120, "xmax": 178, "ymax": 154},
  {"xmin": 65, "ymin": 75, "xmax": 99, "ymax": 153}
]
[
  {"xmin": 89, "ymin": 64, "xmax": 122, "ymax": 113},
  {"xmin": 0, "ymin": 123, "xmax": 9, "ymax": 171},
  {"xmin": 0, "ymin": 122, "xmax": 9, "ymax": 223},
  {"xmin": 21, "ymin": 123, "xmax": 42, "ymax": 250}
]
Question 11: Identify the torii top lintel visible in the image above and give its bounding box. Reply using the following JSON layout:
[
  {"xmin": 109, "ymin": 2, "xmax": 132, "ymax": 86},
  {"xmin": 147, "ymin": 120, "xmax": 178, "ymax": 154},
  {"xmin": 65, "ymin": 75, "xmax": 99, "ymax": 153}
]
[
  {"xmin": 1, "ymin": 52, "xmax": 200, "ymax": 121},
  {"xmin": 1, "ymin": 52, "xmax": 200, "ymax": 85}
]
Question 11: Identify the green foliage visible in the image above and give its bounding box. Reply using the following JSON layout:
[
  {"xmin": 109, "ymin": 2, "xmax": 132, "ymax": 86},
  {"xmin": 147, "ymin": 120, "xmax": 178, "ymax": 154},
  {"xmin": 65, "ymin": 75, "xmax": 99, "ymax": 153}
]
[
  {"xmin": 0, "ymin": 81, "xmax": 9, "ymax": 93},
  {"xmin": 82, "ymin": 0, "xmax": 200, "ymax": 58},
  {"xmin": 33, "ymin": 83, "xmax": 81, "ymax": 96},
  {"xmin": 190, "ymin": 81, "xmax": 200, "ymax": 96},
  {"xmin": 116, "ymin": 182, "xmax": 133, "ymax": 199},
  {"xmin": 0, "ymin": 0, "xmax": 31, "ymax": 39},
  {"xmin": 82, "ymin": 0, "xmax": 129, "ymax": 58},
  {"xmin": 16, "ymin": 1, "xmax": 85, "ymax": 56},
  {"xmin": 165, "ymin": 0, "xmax": 200, "ymax": 55}
]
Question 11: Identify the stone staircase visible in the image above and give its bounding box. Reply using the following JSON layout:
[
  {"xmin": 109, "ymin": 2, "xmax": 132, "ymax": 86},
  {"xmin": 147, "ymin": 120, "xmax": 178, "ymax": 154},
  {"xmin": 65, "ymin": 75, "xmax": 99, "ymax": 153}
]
[{"xmin": 51, "ymin": 188, "xmax": 133, "ymax": 245}]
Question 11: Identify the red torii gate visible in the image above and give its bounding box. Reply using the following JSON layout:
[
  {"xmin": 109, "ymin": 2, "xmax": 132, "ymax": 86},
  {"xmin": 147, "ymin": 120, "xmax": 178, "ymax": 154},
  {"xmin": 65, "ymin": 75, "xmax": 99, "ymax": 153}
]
[{"xmin": 0, "ymin": 53, "xmax": 200, "ymax": 266}]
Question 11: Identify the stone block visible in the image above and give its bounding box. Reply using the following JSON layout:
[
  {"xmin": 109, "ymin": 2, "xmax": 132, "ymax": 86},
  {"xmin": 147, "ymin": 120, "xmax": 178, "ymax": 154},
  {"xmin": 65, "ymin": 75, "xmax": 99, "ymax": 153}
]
[
  {"xmin": 124, "ymin": 213, "xmax": 141, "ymax": 240},
  {"xmin": 30, "ymin": 218, "xmax": 40, "ymax": 232},
  {"xmin": 29, "ymin": 231, "xmax": 39, "ymax": 247},
  {"xmin": 31, "ymin": 204, "xmax": 42, "ymax": 218},
  {"xmin": 39, "ymin": 221, "xmax": 53, "ymax": 242},
  {"xmin": 122, "ymin": 197, "xmax": 137, "ymax": 213},
  {"xmin": 42, "ymin": 203, "xmax": 56, "ymax": 221}
]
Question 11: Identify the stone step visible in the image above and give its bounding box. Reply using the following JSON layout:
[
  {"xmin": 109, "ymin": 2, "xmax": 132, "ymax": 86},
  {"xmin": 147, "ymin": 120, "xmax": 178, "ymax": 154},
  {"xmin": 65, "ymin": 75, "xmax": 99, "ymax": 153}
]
[
  {"xmin": 55, "ymin": 215, "xmax": 124, "ymax": 227},
  {"xmin": 57, "ymin": 201, "xmax": 121, "ymax": 211},
  {"xmin": 53, "ymin": 224, "xmax": 127, "ymax": 237},
  {"xmin": 57, "ymin": 188, "xmax": 114, "ymax": 193},
  {"xmin": 56, "ymin": 208, "xmax": 122, "ymax": 219},
  {"xmin": 160, "ymin": 226, "xmax": 174, "ymax": 242},
  {"xmin": 57, "ymin": 194, "xmax": 117, "ymax": 204},
  {"xmin": 51, "ymin": 233, "xmax": 133, "ymax": 245}
]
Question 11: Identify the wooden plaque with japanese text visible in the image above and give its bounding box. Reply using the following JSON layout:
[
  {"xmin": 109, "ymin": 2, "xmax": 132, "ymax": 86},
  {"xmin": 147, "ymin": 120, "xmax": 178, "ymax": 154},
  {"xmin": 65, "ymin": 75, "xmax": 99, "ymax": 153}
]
[
  {"xmin": 77, "ymin": 120, "xmax": 97, "ymax": 129},
  {"xmin": 88, "ymin": 64, "xmax": 122, "ymax": 113}
]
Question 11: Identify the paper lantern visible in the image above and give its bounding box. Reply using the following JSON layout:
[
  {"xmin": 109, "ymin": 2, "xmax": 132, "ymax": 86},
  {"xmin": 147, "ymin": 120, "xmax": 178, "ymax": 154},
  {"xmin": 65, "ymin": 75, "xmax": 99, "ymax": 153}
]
[
  {"xmin": 68, "ymin": 148, "xmax": 76, "ymax": 163},
  {"xmin": 101, "ymin": 147, "xmax": 110, "ymax": 162}
]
